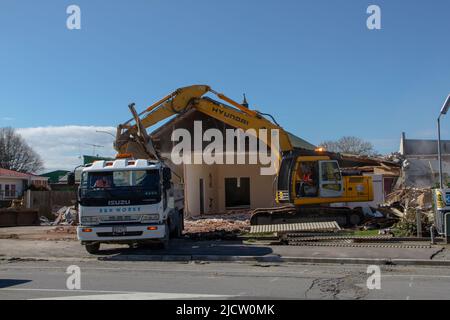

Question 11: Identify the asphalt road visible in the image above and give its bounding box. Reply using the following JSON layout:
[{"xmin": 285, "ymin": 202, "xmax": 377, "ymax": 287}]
[{"xmin": 1, "ymin": 259, "xmax": 450, "ymax": 300}]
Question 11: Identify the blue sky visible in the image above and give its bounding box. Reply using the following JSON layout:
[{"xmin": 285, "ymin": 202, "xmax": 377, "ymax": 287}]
[{"xmin": 1, "ymin": 0, "xmax": 450, "ymax": 169}]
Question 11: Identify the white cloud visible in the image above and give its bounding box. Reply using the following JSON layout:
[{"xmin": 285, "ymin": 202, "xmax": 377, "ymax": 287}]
[{"xmin": 16, "ymin": 126, "xmax": 117, "ymax": 172}]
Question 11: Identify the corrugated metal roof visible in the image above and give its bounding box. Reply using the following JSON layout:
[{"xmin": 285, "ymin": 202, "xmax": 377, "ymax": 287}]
[{"xmin": 250, "ymin": 221, "xmax": 340, "ymax": 233}]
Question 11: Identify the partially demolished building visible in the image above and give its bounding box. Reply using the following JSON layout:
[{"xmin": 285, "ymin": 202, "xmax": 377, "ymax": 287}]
[
  {"xmin": 399, "ymin": 132, "xmax": 450, "ymax": 188},
  {"xmin": 150, "ymin": 110, "xmax": 316, "ymax": 217}
]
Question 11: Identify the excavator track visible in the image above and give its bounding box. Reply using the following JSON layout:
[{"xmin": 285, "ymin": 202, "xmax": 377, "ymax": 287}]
[
  {"xmin": 282, "ymin": 233, "xmax": 433, "ymax": 249},
  {"xmin": 286, "ymin": 241, "xmax": 432, "ymax": 249},
  {"xmin": 250, "ymin": 204, "xmax": 363, "ymax": 228}
]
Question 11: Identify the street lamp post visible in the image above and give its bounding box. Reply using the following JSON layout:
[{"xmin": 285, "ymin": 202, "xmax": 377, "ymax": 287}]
[
  {"xmin": 438, "ymin": 94, "xmax": 450, "ymax": 189},
  {"xmin": 96, "ymin": 130, "xmax": 115, "ymax": 138}
]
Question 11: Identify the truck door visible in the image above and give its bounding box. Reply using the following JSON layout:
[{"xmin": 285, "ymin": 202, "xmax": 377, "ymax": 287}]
[{"xmin": 318, "ymin": 160, "xmax": 343, "ymax": 198}]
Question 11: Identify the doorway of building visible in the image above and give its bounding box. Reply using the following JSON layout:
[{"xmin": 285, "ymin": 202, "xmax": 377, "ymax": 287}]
[
  {"xmin": 225, "ymin": 177, "xmax": 250, "ymax": 209},
  {"xmin": 199, "ymin": 178, "xmax": 205, "ymax": 215}
]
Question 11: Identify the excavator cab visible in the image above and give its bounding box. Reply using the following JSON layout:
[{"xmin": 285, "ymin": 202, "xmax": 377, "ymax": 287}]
[
  {"xmin": 317, "ymin": 160, "xmax": 343, "ymax": 198},
  {"xmin": 277, "ymin": 155, "xmax": 343, "ymax": 203},
  {"xmin": 268, "ymin": 153, "xmax": 373, "ymax": 227},
  {"xmin": 277, "ymin": 153, "xmax": 371, "ymax": 206},
  {"xmin": 295, "ymin": 159, "xmax": 344, "ymax": 199}
]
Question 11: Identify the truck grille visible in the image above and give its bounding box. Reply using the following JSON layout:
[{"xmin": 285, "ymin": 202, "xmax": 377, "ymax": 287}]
[
  {"xmin": 99, "ymin": 215, "xmax": 141, "ymax": 223},
  {"xmin": 96, "ymin": 231, "xmax": 143, "ymax": 237}
]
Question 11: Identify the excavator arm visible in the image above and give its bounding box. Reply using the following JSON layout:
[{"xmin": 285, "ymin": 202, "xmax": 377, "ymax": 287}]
[{"xmin": 114, "ymin": 85, "xmax": 293, "ymax": 161}]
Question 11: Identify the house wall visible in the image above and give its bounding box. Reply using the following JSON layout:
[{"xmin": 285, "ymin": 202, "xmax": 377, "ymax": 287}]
[
  {"xmin": 399, "ymin": 133, "xmax": 450, "ymax": 188},
  {"xmin": 31, "ymin": 177, "xmax": 49, "ymax": 188},
  {"xmin": 0, "ymin": 177, "xmax": 25, "ymax": 199},
  {"xmin": 183, "ymin": 163, "xmax": 277, "ymax": 216},
  {"xmin": 216, "ymin": 165, "xmax": 277, "ymax": 212},
  {"xmin": 183, "ymin": 164, "xmax": 218, "ymax": 216},
  {"xmin": 401, "ymin": 157, "xmax": 450, "ymax": 188}
]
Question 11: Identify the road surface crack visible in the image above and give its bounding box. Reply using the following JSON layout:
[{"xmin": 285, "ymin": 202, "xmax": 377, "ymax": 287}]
[{"xmin": 304, "ymin": 274, "xmax": 369, "ymax": 300}]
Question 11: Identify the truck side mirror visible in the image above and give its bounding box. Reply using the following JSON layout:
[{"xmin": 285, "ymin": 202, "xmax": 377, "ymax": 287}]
[
  {"xmin": 67, "ymin": 172, "xmax": 75, "ymax": 186},
  {"xmin": 163, "ymin": 167, "xmax": 171, "ymax": 189}
]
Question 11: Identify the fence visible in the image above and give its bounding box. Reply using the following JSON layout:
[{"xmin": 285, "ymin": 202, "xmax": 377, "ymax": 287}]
[{"xmin": 26, "ymin": 190, "xmax": 77, "ymax": 219}]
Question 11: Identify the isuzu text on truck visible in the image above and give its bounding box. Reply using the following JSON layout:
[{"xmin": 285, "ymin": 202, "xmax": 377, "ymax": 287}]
[{"xmin": 72, "ymin": 158, "xmax": 184, "ymax": 254}]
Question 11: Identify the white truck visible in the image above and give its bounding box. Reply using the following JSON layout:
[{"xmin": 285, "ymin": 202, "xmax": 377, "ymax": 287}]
[{"xmin": 74, "ymin": 158, "xmax": 184, "ymax": 254}]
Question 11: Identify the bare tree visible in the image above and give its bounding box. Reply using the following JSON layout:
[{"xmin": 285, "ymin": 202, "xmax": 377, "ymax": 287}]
[
  {"xmin": 320, "ymin": 136, "xmax": 377, "ymax": 156},
  {"xmin": 0, "ymin": 127, "xmax": 44, "ymax": 173}
]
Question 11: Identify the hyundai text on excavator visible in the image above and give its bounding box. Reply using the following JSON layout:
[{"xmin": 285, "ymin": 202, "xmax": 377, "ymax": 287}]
[{"xmin": 114, "ymin": 85, "xmax": 373, "ymax": 227}]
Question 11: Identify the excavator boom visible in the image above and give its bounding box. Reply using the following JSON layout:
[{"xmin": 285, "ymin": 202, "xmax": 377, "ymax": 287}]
[{"xmin": 114, "ymin": 85, "xmax": 293, "ymax": 161}]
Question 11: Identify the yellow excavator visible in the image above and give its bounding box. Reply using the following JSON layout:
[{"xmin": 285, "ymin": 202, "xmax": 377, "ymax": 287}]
[{"xmin": 114, "ymin": 85, "xmax": 373, "ymax": 226}]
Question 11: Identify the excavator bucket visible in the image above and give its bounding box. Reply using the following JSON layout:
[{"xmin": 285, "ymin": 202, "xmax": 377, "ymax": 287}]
[{"xmin": 114, "ymin": 104, "xmax": 160, "ymax": 160}]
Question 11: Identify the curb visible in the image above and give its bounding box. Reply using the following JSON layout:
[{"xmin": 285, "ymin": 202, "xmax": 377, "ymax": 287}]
[
  {"xmin": 100, "ymin": 255, "xmax": 450, "ymax": 266},
  {"xmin": 3, "ymin": 255, "xmax": 450, "ymax": 266}
]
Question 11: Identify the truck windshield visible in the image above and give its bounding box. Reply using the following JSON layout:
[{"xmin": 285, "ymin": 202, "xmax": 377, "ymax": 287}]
[
  {"xmin": 83, "ymin": 170, "xmax": 159, "ymax": 191},
  {"xmin": 79, "ymin": 170, "xmax": 161, "ymax": 206}
]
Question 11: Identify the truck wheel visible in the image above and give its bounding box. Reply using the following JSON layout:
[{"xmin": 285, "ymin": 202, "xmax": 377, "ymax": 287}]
[
  {"xmin": 161, "ymin": 223, "xmax": 170, "ymax": 249},
  {"xmin": 85, "ymin": 242, "xmax": 100, "ymax": 254},
  {"xmin": 170, "ymin": 214, "xmax": 183, "ymax": 238},
  {"xmin": 175, "ymin": 221, "xmax": 182, "ymax": 238},
  {"xmin": 161, "ymin": 234, "xmax": 170, "ymax": 249}
]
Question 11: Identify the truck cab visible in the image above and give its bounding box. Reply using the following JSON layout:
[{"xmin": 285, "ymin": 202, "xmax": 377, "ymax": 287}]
[{"xmin": 76, "ymin": 158, "xmax": 184, "ymax": 254}]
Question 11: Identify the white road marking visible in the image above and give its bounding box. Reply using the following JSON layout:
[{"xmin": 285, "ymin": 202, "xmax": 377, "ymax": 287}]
[
  {"xmin": 270, "ymin": 277, "xmax": 279, "ymax": 282},
  {"xmin": 409, "ymin": 276, "xmax": 414, "ymax": 288},
  {"xmin": 34, "ymin": 292, "xmax": 231, "ymax": 300},
  {"xmin": 382, "ymin": 274, "xmax": 450, "ymax": 279},
  {"xmin": 0, "ymin": 288, "xmax": 233, "ymax": 300},
  {"xmin": 1, "ymin": 288, "xmax": 139, "ymax": 294}
]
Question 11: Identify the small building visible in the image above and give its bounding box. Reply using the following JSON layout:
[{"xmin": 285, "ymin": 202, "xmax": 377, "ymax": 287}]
[
  {"xmin": 46, "ymin": 156, "xmax": 114, "ymax": 188},
  {"xmin": 399, "ymin": 132, "xmax": 450, "ymax": 188},
  {"xmin": 0, "ymin": 168, "xmax": 49, "ymax": 200},
  {"xmin": 40, "ymin": 170, "xmax": 70, "ymax": 184}
]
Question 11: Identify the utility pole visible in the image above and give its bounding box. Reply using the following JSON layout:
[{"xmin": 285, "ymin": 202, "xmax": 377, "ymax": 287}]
[
  {"xmin": 438, "ymin": 95, "xmax": 450, "ymax": 189},
  {"xmin": 85, "ymin": 143, "xmax": 104, "ymax": 156}
]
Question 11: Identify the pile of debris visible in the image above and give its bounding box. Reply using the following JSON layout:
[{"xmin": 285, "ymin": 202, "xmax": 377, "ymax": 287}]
[
  {"xmin": 380, "ymin": 188, "xmax": 434, "ymax": 236},
  {"xmin": 49, "ymin": 206, "xmax": 78, "ymax": 226},
  {"xmin": 360, "ymin": 207, "xmax": 398, "ymax": 231},
  {"xmin": 184, "ymin": 211, "xmax": 251, "ymax": 240}
]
